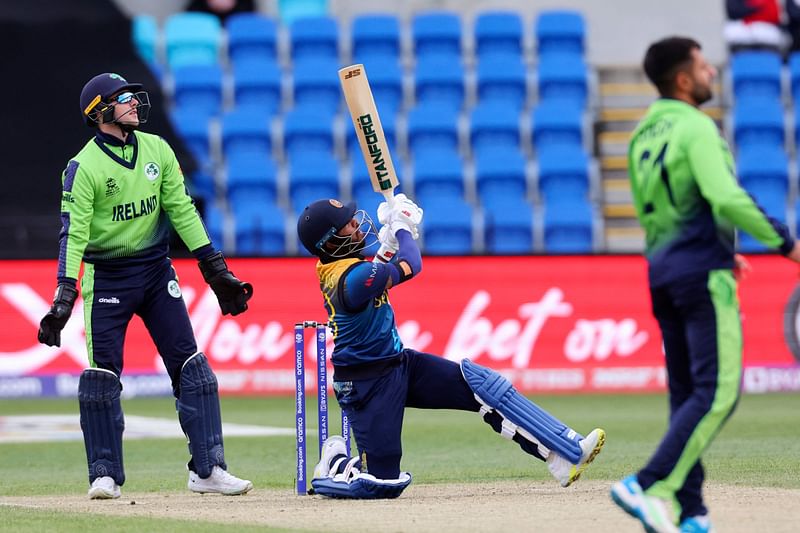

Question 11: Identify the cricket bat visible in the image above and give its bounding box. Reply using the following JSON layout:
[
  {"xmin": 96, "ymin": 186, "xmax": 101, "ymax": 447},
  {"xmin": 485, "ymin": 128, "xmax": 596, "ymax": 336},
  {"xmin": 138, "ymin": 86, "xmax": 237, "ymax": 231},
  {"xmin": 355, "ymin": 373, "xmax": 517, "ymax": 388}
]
[{"xmin": 338, "ymin": 64, "xmax": 398, "ymax": 207}]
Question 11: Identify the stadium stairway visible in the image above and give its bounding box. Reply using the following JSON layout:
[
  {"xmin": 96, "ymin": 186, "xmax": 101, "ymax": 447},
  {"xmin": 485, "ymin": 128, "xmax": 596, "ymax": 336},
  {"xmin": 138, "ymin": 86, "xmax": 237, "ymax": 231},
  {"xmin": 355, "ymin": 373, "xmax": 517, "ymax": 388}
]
[{"xmin": 594, "ymin": 67, "xmax": 724, "ymax": 252}]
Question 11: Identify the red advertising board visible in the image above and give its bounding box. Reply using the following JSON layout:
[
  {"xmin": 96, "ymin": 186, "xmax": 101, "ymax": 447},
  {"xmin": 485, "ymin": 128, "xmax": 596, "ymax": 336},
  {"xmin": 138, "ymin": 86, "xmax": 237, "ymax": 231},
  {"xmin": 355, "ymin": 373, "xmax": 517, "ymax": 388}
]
[{"xmin": 1, "ymin": 256, "xmax": 799, "ymax": 396}]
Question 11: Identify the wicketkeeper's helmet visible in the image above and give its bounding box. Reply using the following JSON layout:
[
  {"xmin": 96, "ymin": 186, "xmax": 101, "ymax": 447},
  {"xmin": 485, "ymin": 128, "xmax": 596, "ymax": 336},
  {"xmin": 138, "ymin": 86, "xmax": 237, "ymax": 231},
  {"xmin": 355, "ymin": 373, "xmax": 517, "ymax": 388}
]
[{"xmin": 79, "ymin": 73, "xmax": 150, "ymax": 127}]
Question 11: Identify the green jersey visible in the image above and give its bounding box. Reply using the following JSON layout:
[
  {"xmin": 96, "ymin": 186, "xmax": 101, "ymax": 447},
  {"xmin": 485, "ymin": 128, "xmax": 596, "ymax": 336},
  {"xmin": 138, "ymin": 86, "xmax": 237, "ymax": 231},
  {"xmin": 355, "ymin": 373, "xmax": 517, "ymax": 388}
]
[
  {"xmin": 628, "ymin": 98, "xmax": 792, "ymax": 286},
  {"xmin": 57, "ymin": 130, "xmax": 211, "ymax": 282}
]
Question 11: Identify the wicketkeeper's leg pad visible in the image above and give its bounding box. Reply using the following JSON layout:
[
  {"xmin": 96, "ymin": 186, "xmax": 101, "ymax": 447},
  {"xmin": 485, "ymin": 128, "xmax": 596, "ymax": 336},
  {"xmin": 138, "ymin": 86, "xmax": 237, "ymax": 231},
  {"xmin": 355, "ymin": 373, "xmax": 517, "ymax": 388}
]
[
  {"xmin": 312, "ymin": 471, "xmax": 412, "ymax": 499},
  {"xmin": 79, "ymin": 368, "xmax": 125, "ymax": 486},
  {"xmin": 460, "ymin": 358, "xmax": 583, "ymax": 464},
  {"xmin": 176, "ymin": 353, "xmax": 226, "ymax": 478}
]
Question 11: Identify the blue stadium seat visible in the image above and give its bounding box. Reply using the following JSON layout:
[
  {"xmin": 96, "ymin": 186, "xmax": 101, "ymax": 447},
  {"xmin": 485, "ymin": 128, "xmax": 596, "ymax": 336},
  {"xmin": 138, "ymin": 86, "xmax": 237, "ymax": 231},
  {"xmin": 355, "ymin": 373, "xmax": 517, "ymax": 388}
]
[
  {"xmin": 283, "ymin": 104, "xmax": 336, "ymax": 158},
  {"xmin": 203, "ymin": 202, "xmax": 226, "ymax": 250},
  {"xmin": 737, "ymin": 144, "xmax": 789, "ymax": 193},
  {"xmin": 232, "ymin": 59, "xmax": 282, "ymax": 116},
  {"xmin": 537, "ymin": 143, "xmax": 590, "ymax": 202},
  {"xmin": 730, "ymin": 51, "xmax": 783, "ymax": 101},
  {"xmin": 292, "ymin": 58, "xmax": 341, "ymax": 114},
  {"xmin": 483, "ymin": 196, "xmax": 534, "ymax": 254},
  {"xmin": 290, "ymin": 16, "xmax": 339, "ymax": 62},
  {"xmin": 352, "ymin": 14, "xmax": 401, "ymax": 63},
  {"xmin": 225, "ymin": 152, "xmax": 278, "ymax": 206},
  {"xmin": 421, "ymin": 196, "xmax": 474, "ymax": 254},
  {"xmin": 470, "ymin": 101, "xmax": 522, "ymax": 156},
  {"xmin": 788, "ymin": 52, "xmax": 800, "ymax": 103},
  {"xmin": 170, "ymin": 107, "xmax": 212, "ymax": 169},
  {"xmin": 414, "ymin": 56, "xmax": 465, "ymax": 110},
  {"xmin": 187, "ymin": 170, "xmax": 215, "ymax": 204},
  {"xmin": 288, "ymin": 151, "xmax": 340, "ymax": 210},
  {"xmin": 543, "ymin": 198, "xmax": 593, "ymax": 253},
  {"xmin": 164, "ymin": 13, "xmax": 221, "ymax": 67},
  {"xmin": 733, "ymin": 97, "xmax": 785, "ymax": 149},
  {"xmin": 532, "ymin": 99, "xmax": 584, "ymax": 149},
  {"xmin": 535, "ymin": 10, "xmax": 586, "ymax": 56},
  {"xmin": 278, "ymin": 0, "xmax": 328, "ymax": 25},
  {"xmin": 226, "ymin": 13, "xmax": 277, "ymax": 64},
  {"xmin": 475, "ymin": 147, "xmax": 528, "ymax": 204},
  {"xmin": 353, "ymin": 190, "xmax": 383, "ymax": 226},
  {"xmin": 221, "ymin": 107, "xmax": 272, "ymax": 160},
  {"xmin": 357, "ymin": 59, "xmax": 404, "ymax": 115},
  {"xmin": 474, "ymin": 11, "xmax": 523, "ymax": 59},
  {"xmin": 536, "ymin": 53, "xmax": 588, "ymax": 108},
  {"xmin": 232, "ymin": 198, "xmax": 286, "ymax": 255},
  {"xmin": 739, "ymin": 188, "xmax": 786, "ymax": 252},
  {"xmin": 172, "ymin": 65, "xmax": 223, "ymax": 118},
  {"xmin": 412, "ymin": 11, "xmax": 462, "ymax": 60},
  {"xmin": 406, "ymin": 104, "xmax": 459, "ymax": 155},
  {"xmin": 475, "ymin": 54, "xmax": 527, "ymax": 108},
  {"xmin": 413, "ymin": 148, "xmax": 464, "ymax": 201},
  {"xmin": 132, "ymin": 15, "xmax": 158, "ymax": 64}
]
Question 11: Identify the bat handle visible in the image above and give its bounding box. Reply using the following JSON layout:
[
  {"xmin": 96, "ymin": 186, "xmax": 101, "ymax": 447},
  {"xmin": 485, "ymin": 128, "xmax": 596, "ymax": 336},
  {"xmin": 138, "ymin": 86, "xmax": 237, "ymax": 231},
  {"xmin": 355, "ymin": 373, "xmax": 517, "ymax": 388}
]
[{"xmin": 383, "ymin": 190, "xmax": 395, "ymax": 208}]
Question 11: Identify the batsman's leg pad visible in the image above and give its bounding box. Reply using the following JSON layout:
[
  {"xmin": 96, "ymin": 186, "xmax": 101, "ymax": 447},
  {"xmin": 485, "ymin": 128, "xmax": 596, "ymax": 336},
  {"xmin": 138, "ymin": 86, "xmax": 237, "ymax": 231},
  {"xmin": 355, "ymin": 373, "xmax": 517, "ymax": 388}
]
[
  {"xmin": 79, "ymin": 368, "xmax": 125, "ymax": 486},
  {"xmin": 176, "ymin": 353, "xmax": 226, "ymax": 478},
  {"xmin": 312, "ymin": 472, "xmax": 412, "ymax": 499},
  {"xmin": 460, "ymin": 358, "xmax": 583, "ymax": 463}
]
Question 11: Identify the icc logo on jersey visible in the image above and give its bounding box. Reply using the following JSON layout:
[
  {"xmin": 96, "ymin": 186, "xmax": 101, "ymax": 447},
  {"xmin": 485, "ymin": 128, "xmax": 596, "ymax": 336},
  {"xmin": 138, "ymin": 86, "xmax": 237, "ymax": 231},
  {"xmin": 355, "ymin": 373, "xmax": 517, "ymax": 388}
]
[{"xmin": 144, "ymin": 162, "xmax": 160, "ymax": 181}]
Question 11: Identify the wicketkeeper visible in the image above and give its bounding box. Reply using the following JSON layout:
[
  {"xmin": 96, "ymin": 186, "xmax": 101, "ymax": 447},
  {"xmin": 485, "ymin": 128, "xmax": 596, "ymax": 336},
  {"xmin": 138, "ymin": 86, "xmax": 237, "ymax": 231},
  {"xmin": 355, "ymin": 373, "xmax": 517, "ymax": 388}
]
[
  {"xmin": 296, "ymin": 195, "xmax": 606, "ymax": 499},
  {"xmin": 37, "ymin": 73, "xmax": 253, "ymax": 499}
]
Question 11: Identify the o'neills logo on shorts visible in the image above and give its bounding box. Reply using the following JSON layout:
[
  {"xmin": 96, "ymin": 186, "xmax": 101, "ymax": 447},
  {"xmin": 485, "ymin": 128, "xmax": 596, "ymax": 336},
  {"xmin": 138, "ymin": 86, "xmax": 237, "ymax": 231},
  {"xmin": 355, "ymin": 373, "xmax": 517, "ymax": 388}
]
[
  {"xmin": 98, "ymin": 297, "xmax": 120, "ymax": 304},
  {"xmin": 783, "ymin": 285, "xmax": 800, "ymax": 363}
]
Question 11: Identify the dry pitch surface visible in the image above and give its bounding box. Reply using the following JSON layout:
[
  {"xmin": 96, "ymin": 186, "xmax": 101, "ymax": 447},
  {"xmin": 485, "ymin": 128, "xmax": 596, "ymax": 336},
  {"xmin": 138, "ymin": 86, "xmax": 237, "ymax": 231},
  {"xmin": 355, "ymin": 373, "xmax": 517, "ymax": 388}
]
[{"xmin": 2, "ymin": 480, "xmax": 797, "ymax": 532}]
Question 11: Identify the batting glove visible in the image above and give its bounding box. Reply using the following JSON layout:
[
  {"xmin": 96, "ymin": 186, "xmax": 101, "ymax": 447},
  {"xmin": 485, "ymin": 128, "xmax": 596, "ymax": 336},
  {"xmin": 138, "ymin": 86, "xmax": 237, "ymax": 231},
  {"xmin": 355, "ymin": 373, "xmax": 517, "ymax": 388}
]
[
  {"xmin": 198, "ymin": 252, "xmax": 254, "ymax": 316},
  {"xmin": 373, "ymin": 225, "xmax": 399, "ymax": 263},
  {"xmin": 38, "ymin": 283, "xmax": 78, "ymax": 347}
]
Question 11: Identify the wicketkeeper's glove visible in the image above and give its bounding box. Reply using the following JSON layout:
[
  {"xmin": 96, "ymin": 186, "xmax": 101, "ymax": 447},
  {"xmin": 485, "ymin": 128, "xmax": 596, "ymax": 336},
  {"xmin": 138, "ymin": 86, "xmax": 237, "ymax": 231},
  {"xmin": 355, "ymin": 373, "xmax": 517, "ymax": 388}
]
[
  {"xmin": 376, "ymin": 193, "xmax": 423, "ymax": 239},
  {"xmin": 37, "ymin": 283, "xmax": 78, "ymax": 347},
  {"xmin": 198, "ymin": 252, "xmax": 253, "ymax": 316}
]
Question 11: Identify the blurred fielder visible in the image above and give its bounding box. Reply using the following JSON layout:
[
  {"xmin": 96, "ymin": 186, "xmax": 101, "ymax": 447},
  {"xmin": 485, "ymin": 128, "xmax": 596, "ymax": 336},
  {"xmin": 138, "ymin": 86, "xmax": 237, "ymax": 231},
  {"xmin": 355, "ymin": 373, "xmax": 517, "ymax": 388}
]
[
  {"xmin": 37, "ymin": 73, "xmax": 254, "ymax": 499},
  {"xmin": 296, "ymin": 195, "xmax": 606, "ymax": 499},
  {"xmin": 611, "ymin": 38, "xmax": 800, "ymax": 533}
]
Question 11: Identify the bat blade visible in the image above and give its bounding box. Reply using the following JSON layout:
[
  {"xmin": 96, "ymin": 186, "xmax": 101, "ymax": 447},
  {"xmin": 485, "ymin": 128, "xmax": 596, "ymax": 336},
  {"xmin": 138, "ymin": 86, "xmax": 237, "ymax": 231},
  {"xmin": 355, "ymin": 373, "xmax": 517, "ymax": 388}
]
[{"xmin": 338, "ymin": 64, "xmax": 398, "ymax": 205}]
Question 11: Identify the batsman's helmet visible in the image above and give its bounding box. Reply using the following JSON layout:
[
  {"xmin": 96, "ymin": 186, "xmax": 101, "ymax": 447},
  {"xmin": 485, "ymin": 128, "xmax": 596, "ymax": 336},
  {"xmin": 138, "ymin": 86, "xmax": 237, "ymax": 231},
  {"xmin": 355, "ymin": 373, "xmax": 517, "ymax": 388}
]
[
  {"xmin": 297, "ymin": 199, "xmax": 378, "ymax": 261},
  {"xmin": 79, "ymin": 73, "xmax": 149, "ymax": 127}
]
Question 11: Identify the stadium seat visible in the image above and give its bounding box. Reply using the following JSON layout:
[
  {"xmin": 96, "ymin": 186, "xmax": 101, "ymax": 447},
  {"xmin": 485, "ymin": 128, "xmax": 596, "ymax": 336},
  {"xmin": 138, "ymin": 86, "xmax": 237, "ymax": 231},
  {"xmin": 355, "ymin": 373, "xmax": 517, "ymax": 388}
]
[
  {"xmin": 737, "ymin": 144, "xmax": 789, "ymax": 193},
  {"xmin": 226, "ymin": 13, "xmax": 277, "ymax": 64},
  {"xmin": 232, "ymin": 198, "xmax": 286, "ymax": 255},
  {"xmin": 172, "ymin": 65, "xmax": 223, "ymax": 118},
  {"xmin": 474, "ymin": 146, "xmax": 528, "ymax": 204},
  {"xmin": 421, "ymin": 196, "xmax": 474, "ymax": 255},
  {"xmin": 221, "ymin": 107, "xmax": 273, "ymax": 160},
  {"xmin": 232, "ymin": 59, "xmax": 282, "ymax": 116},
  {"xmin": 474, "ymin": 11, "xmax": 523, "ymax": 59},
  {"xmin": 288, "ymin": 151, "xmax": 340, "ymax": 210},
  {"xmin": 406, "ymin": 104, "xmax": 459, "ymax": 155},
  {"xmin": 292, "ymin": 58, "xmax": 341, "ymax": 114},
  {"xmin": 283, "ymin": 105, "xmax": 336, "ymax": 158},
  {"xmin": 164, "ymin": 13, "xmax": 221, "ymax": 68},
  {"xmin": 537, "ymin": 143, "xmax": 590, "ymax": 202},
  {"xmin": 225, "ymin": 152, "xmax": 278, "ymax": 206},
  {"xmin": 733, "ymin": 97, "xmax": 785, "ymax": 149},
  {"xmin": 739, "ymin": 188, "xmax": 786, "ymax": 252},
  {"xmin": 730, "ymin": 50, "xmax": 783, "ymax": 101},
  {"xmin": 187, "ymin": 170, "xmax": 215, "ymax": 204},
  {"xmin": 536, "ymin": 53, "xmax": 588, "ymax": 108},
  {"xmin": 203, "ymin": 202, "xmax": 226, "ymax": 250},
  {"xmin": 470, "ymin": 101, "xmax": 522, "ymax": 156},
  {"xmin": 543, "ymin": 198, "xmax": 594, "ymax": 253},
  {"xmin": 475, "ymin": 54, "xmax": 527, "ymax": 108},
  {"xmin": 483, "ymin": 196, "xmax": 534, "ymax": 254},
  {"xmin": 132, "ymin": 15, "xmax": 158, "ymax": 64},
  {"xmin": 356, "ymin": 58, "xmax": 404, "ymax": 116},
  {"xmin": 170, "ymin": 107, "xmax": 212, "ymax": 169},
  {"xmin": 414, "ymin": 56, "xmax": 465, "ymax": 110},
  {"xmin": 412, "ymin": 148, "xmax": 464, "ymax": 201},
  {"xmin": 788, "ymin": 52, "xmax": 800, "ymax": 103},
  {"xmin": 278, "ymin": 0, "xmax": 328, "ymax": 25},
  {"xmin": 535, "ymin": 10, "xmax": 586, "ymax": 56},
  {"xmin": 352, "ymin": 14, "xmax": 401, "ymax": 63},
  {"xmin": 531, "ymin": 99, "xmax": 584, "ymax": 149},
  {"xmin": 290, "ymin": 16, "xmax": 339, "ymax": 62},
  {"xmin": 412, "ymin": 11, "xmax": 462, "ymax": 60}
]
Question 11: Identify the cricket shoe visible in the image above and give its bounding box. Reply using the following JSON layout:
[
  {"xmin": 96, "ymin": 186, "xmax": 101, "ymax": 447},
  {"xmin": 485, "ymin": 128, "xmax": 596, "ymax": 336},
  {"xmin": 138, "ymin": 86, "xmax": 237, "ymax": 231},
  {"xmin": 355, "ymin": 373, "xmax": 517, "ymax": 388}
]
[
  {"xmin": 188, "ymin": 466, "xmax": 253, "ymax": 495},
  {"xmin": 88, "ymin": 476, "xmax": 121, "ymax": 500},
  {"xmin": 313, "ymin": 435, "xmax": 349, "ymax": 479},
  {"xmin": 610, "ymin": 474, "xmax": 679, "ymax": 533},
  {"xmin": 546, "ymin": 428, "xmax": 606, "ymax": 487},
  {"xmin": 680, "ymin": 515, "xmax": 714, "ymax": 533}
]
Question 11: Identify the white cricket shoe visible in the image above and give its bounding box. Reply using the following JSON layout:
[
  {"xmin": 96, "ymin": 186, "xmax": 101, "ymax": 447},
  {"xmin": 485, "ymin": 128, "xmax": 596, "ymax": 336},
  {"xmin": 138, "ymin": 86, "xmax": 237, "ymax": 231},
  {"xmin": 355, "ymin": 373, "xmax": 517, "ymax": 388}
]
[
  {"xmin": 313, "ymin": 435, "xmax": 348, "ymax": 479},
  {"xmin": 88, "ymin": 476, "xmax": 121, "ymax": 500},
  {"xmin": 547, "ymin": 428, "xmax": 606, "ymax": 487},
  {"xmin": 188, "ymin": 466, "xmax": 253, "ymax": 495}
]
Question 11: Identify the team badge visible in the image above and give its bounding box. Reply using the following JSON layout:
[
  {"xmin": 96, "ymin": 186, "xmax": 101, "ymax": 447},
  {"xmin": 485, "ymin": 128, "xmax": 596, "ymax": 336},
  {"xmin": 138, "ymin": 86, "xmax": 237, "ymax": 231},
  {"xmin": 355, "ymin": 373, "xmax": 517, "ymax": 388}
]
[
  {"xmin": 329, "ymin": 199, "xmax": 343, "ymax": 208},
  {"xmin": 167, "ymin": 280, "xmax": 182, "ymax": 298},
  {"xmin": 144, "ymin": 162, "xmax": 160, "ymax": 181}
]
